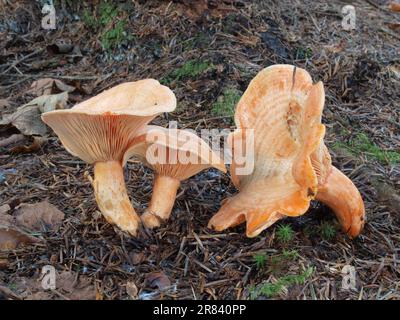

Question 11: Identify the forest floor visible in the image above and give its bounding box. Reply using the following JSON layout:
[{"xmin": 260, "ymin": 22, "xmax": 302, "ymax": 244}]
[{"xmin": 0, "ymin": 0, "xmax": 399, "ymax": 300}]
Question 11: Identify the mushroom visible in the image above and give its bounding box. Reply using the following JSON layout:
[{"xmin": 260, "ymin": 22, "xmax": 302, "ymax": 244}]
[
  {"xmin": 124, "ymin": 126, "xmax": 226, "ymax": 228},
  {"xmin": 208, "ymin": 65, "xmax": 365, "ymax": 238},
  {"xmin": 41, "ymin": 80, "xmax": 176, "ymax": 236},
  {"xmin": 311, "ymin": 143, "xmax": 365, "ymax": 238}
]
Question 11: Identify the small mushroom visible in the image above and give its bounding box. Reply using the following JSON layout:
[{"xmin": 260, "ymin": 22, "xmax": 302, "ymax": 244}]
[
  {"xmin": 208, "ymin": 65, "xmax": 365, "ymax": 238},
  {"xmin": 42, "ymin": 80, "xmax": 176, "ymax": 236},
  {"xmin": 124, "ymin": 126, "xmax": 226, "ymax": 228}
]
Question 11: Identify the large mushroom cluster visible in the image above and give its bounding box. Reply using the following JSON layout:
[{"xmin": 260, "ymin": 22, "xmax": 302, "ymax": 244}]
[{"xmin": 42, "ymin": 65, "xmax": 365, "ymax": 239}]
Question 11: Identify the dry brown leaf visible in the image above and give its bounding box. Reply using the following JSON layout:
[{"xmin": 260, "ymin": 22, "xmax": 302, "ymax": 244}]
[
  {"xmin": 0, "ymin": 225, "xmax": 38, "ymax": 251},
  {"xmin": 126, "ymin": 281, "xmax": 138, "ymax": 299},
  {"xmin": 10, "ymin": 136, "xmax": 47, "ymax": 154},
  {"xmin": 25, "ymin": 292, "xmax": 52, "ymax": 300},
  {"xmin": 0, "ymin": 99, "xmax": 11, "ymax": 113},
  {"xmin": 55, "ymin": 271, "xmax": 96, "ymax": 300},
  {"xmin": 3, "ymin": 270, "xmax": 94, "ymax": 300},
  {"xmin": 389, "ymin": 2, "xmax": 400, "ymax": 12},
  {"xmin": 145, "ymin": 271, "xmax": 171, "ymax": 290},
  {"xmin": 129, "ymin": 251, "xmax": 145, "ymax": 265},
  {"xmin": 14, "ymin": 201, "xmax": 65, "ymax": 232},
  {"xmin": 0, "ymin": 205, "xmax": 11, "ymax": 215},
  {"xmin": 0, "ymin": 92, "xmax": 68, "ymax": 136},
  {"xmin": 28, "ymin": 78, "xmax": 75, "ymax": 96},
  {"xmin": 388, "ymin": 23, "xmax": 400, "ymax": 31},
  {"xmin": 0, "ymin": 259, "xmax": 9, "ymax": 269}
]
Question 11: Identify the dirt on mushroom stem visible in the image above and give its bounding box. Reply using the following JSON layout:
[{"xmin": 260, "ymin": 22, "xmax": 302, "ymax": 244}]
[{"xmin": 93, "ymin": 160, "xmax": 141, "ymax": 236}]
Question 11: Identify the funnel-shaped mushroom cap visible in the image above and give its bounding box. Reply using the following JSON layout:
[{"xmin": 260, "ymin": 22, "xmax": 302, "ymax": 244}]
[
  {"xmin": 209, "ymin": 65, "xmax": 324, "ymax": 237},
  {"xmin": 209, "ymin": 65, "xmax": 365, "ymax": 238},
  {"xmin": 42, "ymin": 80, "xmax": 176, "ymax": 164},
  {"xmin": 125, "ymin": 125, "xmax": 226, "ymax": 178},
  {"xmin": 126, "ymin": 125, "xmax": 226, "ymax": 229}
]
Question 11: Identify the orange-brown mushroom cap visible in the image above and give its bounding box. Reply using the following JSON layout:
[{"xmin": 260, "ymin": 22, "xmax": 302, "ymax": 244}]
[
  {"xmin": 125, "ymin": 125, "xmax": 226, "ymax": 178},
  {"xmin": 125, "ymin": 125, "xmax": 226, "ymax": 228},
  {"xmin": 42, "ymin": 79, "xmax": 176, "ymax": 164},
  {"xmin": 208, "ymin": 64, "xmax": 365, "ymax": 238}
]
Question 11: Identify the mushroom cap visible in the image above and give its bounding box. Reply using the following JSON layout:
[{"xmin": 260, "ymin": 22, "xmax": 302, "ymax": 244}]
[
  {"xmin": 124, "ymin": 125, "xmax": 226, "ymax": 180},
  {"xmin": 209, "ymin": 64, "xmax": 326, "ymax": 237},
  {"xmin": 41, "ymin": 80, "xmax": 176, "ymax": 164}
]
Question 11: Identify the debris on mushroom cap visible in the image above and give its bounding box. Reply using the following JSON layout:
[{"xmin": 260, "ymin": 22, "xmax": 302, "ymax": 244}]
[
  {"xmin": 208, "ymin": 64, "xmax": 365, "ymax": 238},
  {"xmin": 41, "ymin": 79, "xmax": 176, "ymax": 164},
  {"xmin": 125, "ymin": 125, "xmax": 226, "ymax": 178}
]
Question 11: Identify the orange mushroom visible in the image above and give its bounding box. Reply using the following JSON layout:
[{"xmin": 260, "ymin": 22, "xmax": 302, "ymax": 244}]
[
  {"xmin": 124, "ymin": 126, "xmax": 226, "ymax": 228},
  {"xmin": 42, "ymin": 80, "xmax": 176, "ymax": 236},
  {"xmin": 208, "ymin": 65, "xmax": 365, "ymax": 238}
]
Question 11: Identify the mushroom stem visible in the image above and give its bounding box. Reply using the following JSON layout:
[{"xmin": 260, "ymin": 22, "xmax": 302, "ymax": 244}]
[
  {"xmin": 93, "ymin": 161, "xmax": 140, "ymax": 236},
  {"xmin": 316, "ymin": 166, "xmax": 365, "ymax": 238},
  {"xmin": 141, "ymin": 175, "xmax": 180, "ymax": 228}
]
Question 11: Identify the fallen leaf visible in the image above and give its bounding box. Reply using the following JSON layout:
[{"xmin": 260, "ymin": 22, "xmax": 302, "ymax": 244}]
[
  {"xmin": 126, "ymin": 281, "xmax": 138, "ymax": 299},
  {"xmin": 388, "ymin": 23, "xmax": 400, "ymax": 31},
  {"xmin": 55, "ymin": 271, "xmax": 96, "ymax": 300},
  {"xmin": 0, "ymin": 259, "xmax": 9, "ymax": 269},
  {"xmin": 4, "ymin": 269, "xmax": 95, "ymax": 300},
  {"xmin": 25, "ymin": 292, "xmax": 52, "ymax": 300},
  {"xmin": 145, "ymin": 271, "xmax": 171, "ymax": 290},
  {"xmin": 0, "ymin": 99, "xmax": 11, "ymax": 113},
  {"xmin": 10, "ymin": 136, "xmax": 47, "ymax": 154},
  {"xmin": 0, "ymin": 205, "xmax": 10, "ymax": 215},
  {"xmin": 14, "ymin": 201, "xmax": 65, "ymax": 232},
  {"xmin": 129, "ymin": 251, "xmax": 145, "ymax": 265},
  {"xmin": 0, "ymin": 285, "xmax": 21, "ymax": 300},
  {"xmin": 389, "ymin": 2, "xmax": 400, "ymax": 12},
  {"xmin": 0, "ymin": 225, "xmax": 38, "ymax": 251},
  {"xmin": 388, "ymin": 65, "xmax": 400, "ymax": 79},
  {"xmin": 0, "ymin": 92, "xmax": 68, "ymax": 136},
  {"xmin": 28, "ymin": 78, "xmax": 75, "ymax": 96}
]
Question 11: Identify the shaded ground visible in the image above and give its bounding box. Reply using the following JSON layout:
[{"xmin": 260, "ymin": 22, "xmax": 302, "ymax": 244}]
[{"xmin": 0, "ymin": 0, "xmax": 399, "ymax": 300}]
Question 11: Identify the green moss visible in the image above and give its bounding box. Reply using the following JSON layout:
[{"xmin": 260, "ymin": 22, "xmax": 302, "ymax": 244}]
[
  {"xmin": 211, "ymin": 88, "xmax": 242, "ymax": 118},
  {"xmin": 249, "ymin": 267, "xmax": 314, "ymax": 299},
  {"xmin": 253, "ymin": 253, "xmax": 267, "ymax": 270},
  {"xmin": 162, "ymin": 60, "xmax": 214, "ymax": 84},
  {"xmin": 296, "ymin": 47, "xmax": 313, "ymax": 59},
  {"xmin": 101, "ymin": 20, "xmax": 128, "ymax": 50},
  {"xmin": 334, "ymin": 133, "xmax": 400, "ymax": 165},
  {"xmin": 81, "ymin": 1, "xmax": 130, "ymax": 50},
  {"xmin": 320, "ymin": 221, "xmax": 336, "ymax": 240},
  {"xmin": 276, "ymin": 224, "xmax": 294, "ymax": 243}
]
